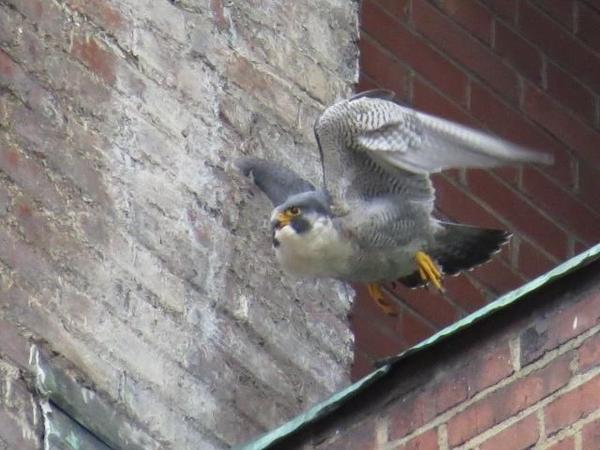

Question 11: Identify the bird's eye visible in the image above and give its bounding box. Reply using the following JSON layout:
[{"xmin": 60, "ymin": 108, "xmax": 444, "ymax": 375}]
[{"xmin": 288, "ymin": 206, "xmax": 300, "ymax": 216}]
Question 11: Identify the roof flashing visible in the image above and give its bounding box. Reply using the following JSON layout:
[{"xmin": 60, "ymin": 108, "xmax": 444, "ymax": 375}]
[{"xmin": 236, "ymin": 242, "xmax": 600, "ymax": 450}]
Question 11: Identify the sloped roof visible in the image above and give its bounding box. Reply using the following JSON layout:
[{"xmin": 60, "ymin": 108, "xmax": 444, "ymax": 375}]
[{"xmin": 237, "ymin": 242, "xmax": 600, "ymax": 450}]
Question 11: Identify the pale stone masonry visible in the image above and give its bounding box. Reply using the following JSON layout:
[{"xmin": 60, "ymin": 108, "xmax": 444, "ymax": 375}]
[{"xmin": 0, "ymin": 0, "xmax": 359, "ymax": 448}]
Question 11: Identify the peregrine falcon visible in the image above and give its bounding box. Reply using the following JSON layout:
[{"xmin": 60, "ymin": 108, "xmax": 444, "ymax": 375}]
[{"xmin": 238, "ymin": 90, "xmax": 552, "ymax": 315}]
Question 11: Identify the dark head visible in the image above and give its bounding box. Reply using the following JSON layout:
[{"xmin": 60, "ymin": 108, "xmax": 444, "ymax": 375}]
[{"xmin": 270, "ymin": 191, "xmax": 332, "ymax": 240}]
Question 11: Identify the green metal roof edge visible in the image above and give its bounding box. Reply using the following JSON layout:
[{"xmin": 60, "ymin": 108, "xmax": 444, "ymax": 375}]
[
  {"xmin": 236, "ymin": 242, "xmax": 600, "ymax": 450},
  {"xmin": 233, "ymin": 364, "xmax": 391, "ymax": 450}
]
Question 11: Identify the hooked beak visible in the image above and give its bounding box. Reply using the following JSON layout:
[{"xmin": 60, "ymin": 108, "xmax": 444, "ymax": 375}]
[{"xmin": 272, "ymin": 211, "xmax": 292, "ymax": 230}]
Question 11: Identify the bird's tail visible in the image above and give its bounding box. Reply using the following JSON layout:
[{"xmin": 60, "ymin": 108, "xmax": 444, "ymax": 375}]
[{"xmin": 429, "ymin": 222, "xmax": 511, "ymax": 276}]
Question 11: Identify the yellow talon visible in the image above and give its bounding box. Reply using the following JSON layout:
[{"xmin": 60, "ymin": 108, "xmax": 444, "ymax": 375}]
[
  {"xmin": 415, "ymin": 251, "xmax": 443, "ymax": 291},
  {"xmin": 366, "ymin": 282, "xmax": 398, "ymax": 316}
]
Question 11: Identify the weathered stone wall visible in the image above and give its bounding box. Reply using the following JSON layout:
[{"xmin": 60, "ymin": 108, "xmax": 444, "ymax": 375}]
[{"xmin": 0, "ymin": 0, "xmax": 358, "ymax": 448}]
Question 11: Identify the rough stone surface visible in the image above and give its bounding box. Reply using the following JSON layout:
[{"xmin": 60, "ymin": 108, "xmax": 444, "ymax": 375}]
[{"xmin": 0, "ymin": 0, "xmax": 359, "ymax": 448}]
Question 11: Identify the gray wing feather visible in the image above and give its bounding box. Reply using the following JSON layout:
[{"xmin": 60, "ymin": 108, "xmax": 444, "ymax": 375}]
[
  {"xmin": 236, "ymin": 157, "xmax": 316, "ymax": 206},
  {"xmin": 343, "ymin": 200, "xmax": 428, "ymax": 250},
  {"xmin": 314, "ymin": 92, "xmax": 553, "ymax": 251},
  {"xmin": 315, "ymin": 94, "xmax": 553, "ymax": 207},
  {"xmin": 356, "ymin": 104, "xmax": 553, "ymax": 174}
]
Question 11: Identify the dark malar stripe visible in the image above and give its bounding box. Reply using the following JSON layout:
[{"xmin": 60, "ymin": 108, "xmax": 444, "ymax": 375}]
[{"xmin": 291, "ymin": 217, "xmax": 312, "ymax": 234}]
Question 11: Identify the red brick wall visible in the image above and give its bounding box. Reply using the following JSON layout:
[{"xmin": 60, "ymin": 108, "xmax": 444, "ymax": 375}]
[
  {"xmin": 352, "ymin": 0, "xmax": 600, "ymax": 379},
  {"xmin": 283, "ymin": 264, "xmax": 600, "ymax": 450}
]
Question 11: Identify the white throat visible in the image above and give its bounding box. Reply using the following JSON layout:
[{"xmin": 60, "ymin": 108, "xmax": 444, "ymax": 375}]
[{"xmin": 273, "ymin": 217, "xmax": 353, "ymax": 278}]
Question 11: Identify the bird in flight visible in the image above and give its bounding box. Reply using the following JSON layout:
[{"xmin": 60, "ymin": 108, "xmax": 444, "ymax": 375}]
[{"xmin": 238, "ymin": 90, "xmax": 553, "ymax": 316}]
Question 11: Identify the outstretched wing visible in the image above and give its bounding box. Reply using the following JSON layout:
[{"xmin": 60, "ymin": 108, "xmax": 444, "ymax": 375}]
[
  {"xmin": 236, "ymin": 157, "xmax": 316, "ymax": 206},
  {"xmin": 314, "ymin": 90, "xmax": 552, "ymax": 210}
]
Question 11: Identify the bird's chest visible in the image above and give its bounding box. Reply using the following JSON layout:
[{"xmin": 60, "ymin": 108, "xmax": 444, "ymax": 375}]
[{"xmin": 273, "ymin": 220, "xmax": 353, "ymax": 278}]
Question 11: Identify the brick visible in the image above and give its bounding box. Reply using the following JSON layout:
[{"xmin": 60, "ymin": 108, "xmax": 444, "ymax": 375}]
[
  {"xmin": 361, "ymin": 0, "xmax": 468, "ymax": 103},
  {"xmin": 2, "ymin": 92, "xmax": 60, "ymax": 147},
  {"xmin": 519, "ymin": 1, "xmax": 600, "ymax": 91},
  {"xmin": 389, "ymin": 386, "xmax": 448, "ymax": 440},
  {"xmin": 389, "ymin": 342, "xmax": 512, "ymax": 441},
  {"xmin": 439, "ymin": 0, "xmax": 493, "ymax": 43},
  {"xmin": 351, "ymin": 350, "xmax": 376, "ymax": 380},
  {"xmin": 9, "ymin": 197, "xmax": 100, "ymax": 283},
  {"xmin": 351, "ymin": 314, "xmax": 407, "ymax": 360},
  {"xmin": 412, "ymin": 78, "xmax": 478, "ymax": 128},
  {"xmin": 0, "ymin": 319, "xmax": 31, "ymax": 369},
  {"xmin": 521, "ymin": 168, "xmax": 600, "ymax": 245},
  {"xmin": 576, "ymin": 1, "xmax": 600, "ymax": 53},
  {"xmin": 0, "ymin": 185, "xmax": 9, "ymax": 217},
  {"xmin": 465, "ymin": 342, "xmax": 515, "ymax": 394},
  {"xmin": 522, "ymin": 83, "xmax": 600, "ymax": 167},
  {"xmin": 466, "ymin": 170, "xmax": 569, "ymax": 259},
  {"xmin": 373, "ymin": 0, "xmax": 411, "ymax": 20},
  {"xmin": 412, "ymin": 0, "xmax": 519, "ymax": 102},
  {"xmin": 479, "ymin": 413, "xmax": 539, "ymax": 450},
  {"xmin": 209, "ymin": 0, "xmax": 231, "ymax": 31},
  {"xmin": 13, "ymin": 196, "xmax": 50, "ymax": 246},
  {"xmin": 356, "ymin": 72, "xmax": 381, "ymax": 93},
  {"xmin": 322, "ymin": 420, "xmax": 377, "ymax": 450},
  {"xmin": 491, "ymin": 164, "xmax": 520, "ymax": 184},
  {"xmin": 544, "ymin": 374, "xmax": 600, "ymax": 435},
  {"xmin": 443, "ymin": 274, "xmax": 488, "ymax": 312},
  {"xmin": 70, "ymin": 34, "xmax": 117, "ymax": 84},
  {"xmin": 2, "ymin": 28, "xmax": 113, "ymax": 117},
  {"xmin": 545, "ymin": 62, "xmax": 596, "ymax": 126},
  {"xmin": 225, "ymin": 54, "xmax": 299, "ymax": 127},
  {"xmin": 582, "ymin": 417, "xmax": 600, "ymax": 450},
  {"xmin": 482, "ymin": 0, "xmax": 518, "ymax": 22},
  {"xmin": 433, "ymin": 175, "xmax": 506, "ymax": 230},
  {"xmin": 389, "ymin": 374, "xmax": 472, "ymax": 440},
  {"xmin": 447, "ymin": 354, "xmax": 571, "ymax": 446},
  {"xmin": 6, "ymin": 0, "xmax": 67, "ymax": 37},
  {"xmin": 0, "ymin": 408, "xmax": 40, "ymax": 450},
  {"xmin": 387, "ymin": 282, "xmax": 460, "ymax": 327},
  {"xmin": 64, "ymin": 0, "xmax": 125, "ymax": 35},
  {"xmin": 4, "ymin": 377, "xmax": 39, "ymax": 426},
  {"xmin": 532, "ymin": 0, "xmax": 576, "ymax": 30},
  {"xmin": 471, "ymin": 253, "xmax": 527, "ymax": 295},
  {"xmin": 430, "ymin": 377, "xmax": 469, "ymax": 416},
  {"xmin": 352, "ymin": 291, "xmax": 424, "ymax": 360},
  {"xmin": 4, "ymin": 106, "xmax": 111, "ymax": 210},
  {"xmin": 0, "ymin": 138, "xmax": 65, "ymax": 214},
  {"xmin": 469, "ymin": 82, "xmax": 575, "ymax": 186},
  {"xmin": 0, "ymin": 50, "xmax": 59, "ymax": 119},
  {"xmin": 573, "ymin": 240, "xmax": 590, "ymax": 255},
  {"xmin": 578, "ymin": 332, "xmax": 600, "ymax": 372},
  {"xmin": 570, "ymin": 238, "xmax": 593, "ymax": 260},
  {"xmin": 399, "ymin": 309, "xmax": 436, "ymax": 346},
  {"xmin": 395, "ymin": 428, "xmax": 438, "ymax": 450},
  {"xmin": 520, "ymin": 289, "xmax": 600, "ymax": 366},
  {"xmin": 546, "ymin": 436, "xmax": 575, "ymax": 450},
  {"xmin": 0, "ymin": 49, "xmax": 16, "ymax": 78},
  {"xmin": 6, "ymin": 0, "xmax": 44, "ymax": 21},
  {"xmin": 578, "ymin": 163, "xmax": 600, "ymax": 214},
  {"xmin": 493, "ymin": 21, "xmax": 542, "ymax": 84},
  {"xmin": 351, "ymin": 283, "xmax": 402, "ymax": 326},
  {"xmin": 516, "ymin": 239, "xmax": 557, "ymax": 280},
  {"xmin": 359, "ymin": 36, "xmax": 411, "ymax": 99}
]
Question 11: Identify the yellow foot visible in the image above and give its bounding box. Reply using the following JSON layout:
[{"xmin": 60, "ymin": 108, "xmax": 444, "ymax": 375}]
[
  {"xmin": 415, "ymin": 251, "xmax": 443, "ymax": 291},
  {"xmin": 367, "ymin": 282, "xmax": 398, "ymax": 316}
]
